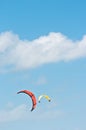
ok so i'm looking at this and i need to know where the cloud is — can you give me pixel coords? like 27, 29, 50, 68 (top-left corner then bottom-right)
36, 76, 47, 85
0, 102, 63, 123
0, 31, 86, 72
34, 109, 63, 120
0, 104, 27, 123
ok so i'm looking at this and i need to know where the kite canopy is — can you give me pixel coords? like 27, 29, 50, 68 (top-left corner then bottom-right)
17, 90, 37, 111
38, 94, 51, 103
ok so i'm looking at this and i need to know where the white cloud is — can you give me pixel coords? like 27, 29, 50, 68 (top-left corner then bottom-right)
0, 31, 86, 72
0, 100, 63, 123
35, 109, 63, 120
0, 104, 27, 123
36, 76, 47, 85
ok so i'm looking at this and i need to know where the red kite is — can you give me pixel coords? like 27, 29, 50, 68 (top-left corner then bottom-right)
17, 90, 37, 111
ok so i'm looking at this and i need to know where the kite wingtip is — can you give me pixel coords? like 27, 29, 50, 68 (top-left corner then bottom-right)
49, 99, 51, 102
31, 108, 34, 112
17, 92, 19, 94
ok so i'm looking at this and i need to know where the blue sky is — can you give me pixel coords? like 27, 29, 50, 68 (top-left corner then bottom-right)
0, 0, 86, 130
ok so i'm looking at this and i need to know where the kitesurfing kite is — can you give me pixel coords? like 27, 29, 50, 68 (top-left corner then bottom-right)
17, 90, 37, 111
38, 94, 51, 103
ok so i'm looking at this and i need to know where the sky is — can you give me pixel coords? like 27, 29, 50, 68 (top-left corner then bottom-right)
0, 0, 86, 130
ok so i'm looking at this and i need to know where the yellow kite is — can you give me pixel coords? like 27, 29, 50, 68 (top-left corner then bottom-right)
38, 95, 51, 103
